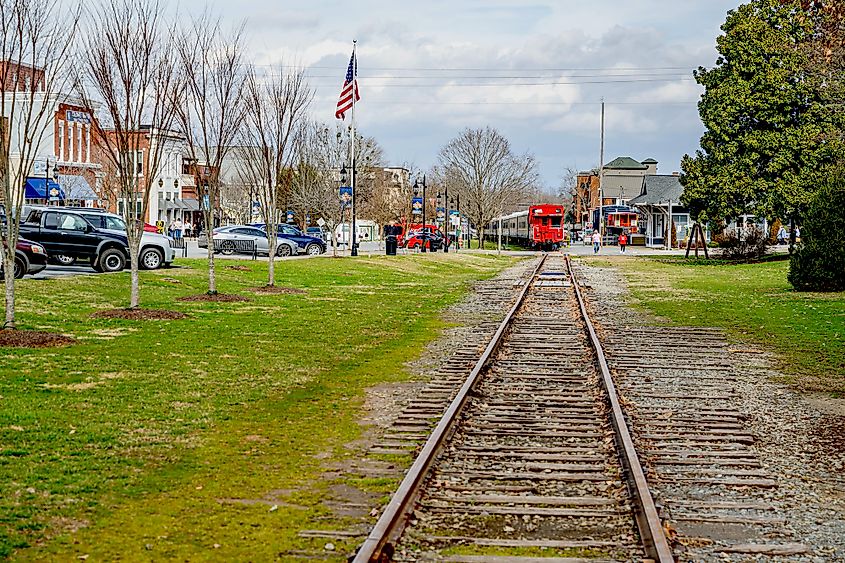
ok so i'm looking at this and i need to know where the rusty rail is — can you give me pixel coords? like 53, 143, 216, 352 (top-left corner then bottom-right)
565, 254, 675, 563
352, 255, 547, 563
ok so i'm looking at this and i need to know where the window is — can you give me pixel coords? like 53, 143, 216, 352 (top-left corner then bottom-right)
76, 124, 82, 162
135, 151, 143, 175
58, 121, 65, 160
85, 126, 91, 163
104, 216, 126, 231
68, 122, 74, 161
62, 214, 87, 231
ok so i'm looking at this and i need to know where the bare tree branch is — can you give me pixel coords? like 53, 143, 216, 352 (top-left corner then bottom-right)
1, 0, 80, 327
436, 127, 538, 248
237, 63, 312, 285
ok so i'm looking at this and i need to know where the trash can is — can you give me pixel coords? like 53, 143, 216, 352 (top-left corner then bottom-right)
384, 224, 398, 255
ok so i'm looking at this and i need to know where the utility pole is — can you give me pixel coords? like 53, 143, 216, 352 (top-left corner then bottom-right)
598, 99, 605, 243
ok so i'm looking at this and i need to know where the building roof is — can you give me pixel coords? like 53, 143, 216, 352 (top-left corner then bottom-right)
641, 158, 658, 164
603, 156, 647, 170
628, 174, 684, 205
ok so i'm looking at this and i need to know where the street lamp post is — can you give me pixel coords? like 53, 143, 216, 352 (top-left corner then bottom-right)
436, 191, 443, 253
443, 183, 449, 253
414, 175, 427, 253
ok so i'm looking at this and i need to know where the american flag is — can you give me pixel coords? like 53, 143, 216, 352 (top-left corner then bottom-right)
335, 51, 360, 120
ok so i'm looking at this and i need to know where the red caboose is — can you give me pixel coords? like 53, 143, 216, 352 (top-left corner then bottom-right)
528, 205, 564, 249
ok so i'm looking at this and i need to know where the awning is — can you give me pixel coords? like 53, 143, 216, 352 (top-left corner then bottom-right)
59, 174, 98, 200
161, 200, 181, 210
182, 198, 199, 211
24, 177, 63, 200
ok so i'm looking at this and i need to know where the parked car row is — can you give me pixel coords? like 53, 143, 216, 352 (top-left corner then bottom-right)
1, 206, 177, 279
198, 224, 326, 256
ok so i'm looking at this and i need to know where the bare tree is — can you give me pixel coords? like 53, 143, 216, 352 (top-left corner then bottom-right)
290, 122, 384, 255
1, 0, 79, 328
237, 65, 312, 286
174, 15, 246, 294
437, 127, 538, 248
77, 0, 178, 308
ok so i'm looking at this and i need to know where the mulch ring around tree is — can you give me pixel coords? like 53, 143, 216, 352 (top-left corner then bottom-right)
176, 293, 251, 303
91, 309, 189, 320
225, 265, 251, 272
246, 286, 307, 295
0, 330, 77, 348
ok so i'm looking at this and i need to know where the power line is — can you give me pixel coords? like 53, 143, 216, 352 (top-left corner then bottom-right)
308, 77, 696, 88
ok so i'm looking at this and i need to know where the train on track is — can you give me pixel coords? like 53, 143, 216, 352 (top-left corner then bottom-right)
483, 204, 567, 250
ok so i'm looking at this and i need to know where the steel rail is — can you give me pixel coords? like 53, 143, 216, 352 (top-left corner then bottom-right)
565, 255, 675, 563
352, 254, 548, 563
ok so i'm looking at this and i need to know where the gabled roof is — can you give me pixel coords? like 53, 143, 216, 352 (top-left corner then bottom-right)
628, 175, 684, 205
603, 156, 647, 170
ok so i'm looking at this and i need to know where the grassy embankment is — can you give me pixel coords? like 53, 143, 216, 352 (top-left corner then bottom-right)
596, 256, 844, 395
0, 254, 517, 560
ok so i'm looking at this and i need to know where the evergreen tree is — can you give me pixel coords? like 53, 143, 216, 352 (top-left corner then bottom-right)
680, 0, 842, 226
787, 178, 845, 291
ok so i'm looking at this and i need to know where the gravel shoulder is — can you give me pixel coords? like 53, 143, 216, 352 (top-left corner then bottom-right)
576, 259, 845, 562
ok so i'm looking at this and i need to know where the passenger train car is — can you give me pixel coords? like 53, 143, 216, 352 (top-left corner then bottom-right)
485, 204, 566, 250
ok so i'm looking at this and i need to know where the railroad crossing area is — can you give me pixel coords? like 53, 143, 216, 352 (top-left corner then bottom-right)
305, 255, 845, 562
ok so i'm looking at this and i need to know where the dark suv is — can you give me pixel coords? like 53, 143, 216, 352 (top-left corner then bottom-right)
20, 209, 130, 272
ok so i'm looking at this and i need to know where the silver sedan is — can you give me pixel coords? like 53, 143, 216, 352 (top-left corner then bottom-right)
198, 225, 297, 257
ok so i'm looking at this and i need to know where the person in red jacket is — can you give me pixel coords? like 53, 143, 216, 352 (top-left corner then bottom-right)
618, 231, 628, 253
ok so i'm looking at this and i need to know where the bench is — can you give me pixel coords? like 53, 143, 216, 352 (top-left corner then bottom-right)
213, 238, 257, 260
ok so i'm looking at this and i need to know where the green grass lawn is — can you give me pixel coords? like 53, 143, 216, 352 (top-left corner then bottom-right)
0, 254, 517, 560
597, 256, 845, 395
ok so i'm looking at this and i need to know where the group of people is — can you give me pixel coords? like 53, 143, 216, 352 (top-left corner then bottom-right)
591, 230, 630, 254
167, 219, 194, 239
776, 225, 800, 245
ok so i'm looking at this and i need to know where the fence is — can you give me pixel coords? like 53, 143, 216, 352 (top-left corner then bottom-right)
212, 238, 257, 260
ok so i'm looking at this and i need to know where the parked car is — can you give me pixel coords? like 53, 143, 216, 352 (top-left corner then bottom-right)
256, 223, 326, 255
19, 208, 130, 272
0, 238, 48, 279
403, 227, 446, 250
198, 225, 297, 257
69, 208, 176, 270
305, 226, 329, 243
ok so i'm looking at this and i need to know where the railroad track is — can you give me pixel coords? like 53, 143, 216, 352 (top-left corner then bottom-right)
352, 255, 673, 563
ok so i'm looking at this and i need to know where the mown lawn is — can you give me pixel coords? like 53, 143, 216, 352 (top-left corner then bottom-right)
0, 253, 517, 560
598, 256, 845, 395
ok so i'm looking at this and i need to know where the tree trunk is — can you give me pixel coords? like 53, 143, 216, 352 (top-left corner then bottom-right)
3, 252, 15, 329
700, 223, 710, 259
268, 236, 276, 287
207, 242, 217, 294
130, 253, 140, 308
789, 217, 796, 255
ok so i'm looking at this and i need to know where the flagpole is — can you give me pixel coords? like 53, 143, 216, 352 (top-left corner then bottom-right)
350, 40, 358, 257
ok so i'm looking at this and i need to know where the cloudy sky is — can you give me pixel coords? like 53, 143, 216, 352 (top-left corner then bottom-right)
183, 0, 742, 188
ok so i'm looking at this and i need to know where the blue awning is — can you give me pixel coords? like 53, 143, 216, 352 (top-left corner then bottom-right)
59, 174, 98, 201
24, 178, 64, 200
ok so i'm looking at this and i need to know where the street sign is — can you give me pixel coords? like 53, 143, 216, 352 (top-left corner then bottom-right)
450, 215, 460, 226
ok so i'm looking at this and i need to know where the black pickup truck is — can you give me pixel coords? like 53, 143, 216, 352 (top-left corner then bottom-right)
19, 208, 130, 272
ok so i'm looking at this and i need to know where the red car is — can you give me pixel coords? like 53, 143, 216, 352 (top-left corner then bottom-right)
1, 238, 48, 279
403, 226, 446, 250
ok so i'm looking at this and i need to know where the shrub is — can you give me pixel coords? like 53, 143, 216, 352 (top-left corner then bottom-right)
788, 179, 845, 292
719, 226, 769, 261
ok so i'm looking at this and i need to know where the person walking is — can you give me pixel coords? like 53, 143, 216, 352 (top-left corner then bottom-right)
618, 231, 628, 253
592, 230, 601, 254
183, 220, 193, 239
776, 224, 787, 245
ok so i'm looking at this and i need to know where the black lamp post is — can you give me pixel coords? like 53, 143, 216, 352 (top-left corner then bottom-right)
414, 175, 426, 252
50, 161, 60, 205
436, 191, 443, 253
340, 165, 358, 256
